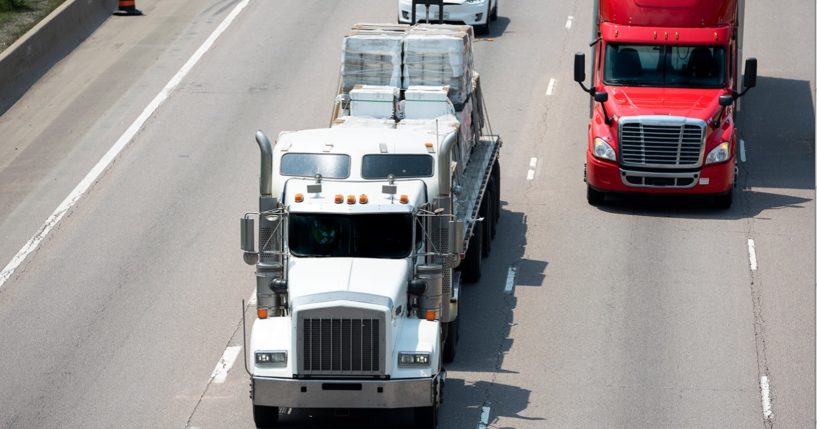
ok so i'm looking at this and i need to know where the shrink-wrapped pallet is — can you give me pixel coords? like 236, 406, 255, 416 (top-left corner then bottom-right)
340, 33, 404, 94
403, 25, 474, 107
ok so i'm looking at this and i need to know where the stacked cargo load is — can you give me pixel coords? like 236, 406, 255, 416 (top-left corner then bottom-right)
403, 24, 474, 107
339, 25, 408, 94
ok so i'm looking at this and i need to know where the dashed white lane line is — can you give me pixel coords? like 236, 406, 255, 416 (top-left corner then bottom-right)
477, 403, 491, 429
747, 239, 757, 271
565, 16, 574, 30
248, 290, 257, 306
546, 78, 556, 96
504, 266, 517, 294
740, 139, 746, 163
761, 375, 774, 420
0, 0, 252, 292
211, 346, 242, 384
526, 157, 537, 180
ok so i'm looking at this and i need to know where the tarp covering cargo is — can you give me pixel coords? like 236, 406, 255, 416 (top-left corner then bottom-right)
403, 24, 474, 106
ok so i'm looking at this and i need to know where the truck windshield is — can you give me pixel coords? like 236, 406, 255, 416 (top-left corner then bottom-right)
280, 153, 351, 179
362, 154, 434, 179
289, 213, 412, 258
604, 44, 726, 88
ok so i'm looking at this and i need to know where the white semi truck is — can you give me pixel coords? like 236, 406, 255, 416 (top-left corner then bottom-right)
239, 24, 501, 428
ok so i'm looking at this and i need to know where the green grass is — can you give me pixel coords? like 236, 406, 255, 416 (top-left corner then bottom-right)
0, 0, 67, 52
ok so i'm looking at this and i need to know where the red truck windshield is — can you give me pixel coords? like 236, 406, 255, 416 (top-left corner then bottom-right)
604, 44, 726, 89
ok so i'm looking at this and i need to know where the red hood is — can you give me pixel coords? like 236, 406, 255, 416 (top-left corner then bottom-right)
605, 86, 723, 121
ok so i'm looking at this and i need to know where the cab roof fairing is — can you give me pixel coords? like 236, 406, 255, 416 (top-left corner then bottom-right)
270, 127, 453, 201
284, 179, 428, 214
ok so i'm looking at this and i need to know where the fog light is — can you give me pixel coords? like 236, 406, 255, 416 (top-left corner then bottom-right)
398, 352, 431, 367
255, 351, 287, 367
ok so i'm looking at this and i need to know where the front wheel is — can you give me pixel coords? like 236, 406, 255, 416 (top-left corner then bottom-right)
253, 405, 280, 428
414, 404, 438, 428
460, 220, 483, 283
490, 0, 498, 21
442, 318, 459, 363
713, 189, 733, 209
586, 185, 605, 206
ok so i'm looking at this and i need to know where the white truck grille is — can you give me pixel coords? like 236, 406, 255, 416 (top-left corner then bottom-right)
298, 310, 386, 376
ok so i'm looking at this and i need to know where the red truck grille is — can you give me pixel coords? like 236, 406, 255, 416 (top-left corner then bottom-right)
619, 120, 705, 168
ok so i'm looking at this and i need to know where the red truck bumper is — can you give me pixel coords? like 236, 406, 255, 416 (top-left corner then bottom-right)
586, 154, 734, 195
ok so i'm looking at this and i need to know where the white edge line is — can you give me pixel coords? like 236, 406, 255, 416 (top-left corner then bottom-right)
0, 0, 251, 291
761, 375, 773, 420
211, 345, 242, 384
477, 405, 491, 429
747, 238, 757, 271
504, 266, 517, 294
546, 78, 556, 96
739, 139, 746, 163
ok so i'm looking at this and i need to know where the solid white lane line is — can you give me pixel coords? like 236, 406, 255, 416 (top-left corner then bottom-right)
740, 139, 746, 163
504, 266, 517, 294
0, 0, 252, 292
211, 346, 242, 384
761, 375, 773, 420
477, 404, 491, 429
565, 16, 574, 30
546, 78, 556, 96
747, 239, 757, 271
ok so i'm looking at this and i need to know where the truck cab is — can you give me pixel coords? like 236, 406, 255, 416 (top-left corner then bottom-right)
574, 0, 757, 208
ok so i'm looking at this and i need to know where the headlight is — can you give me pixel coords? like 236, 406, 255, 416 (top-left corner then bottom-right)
255, 351, 287, 367
705, 142, 730, 164
592, 137, 616, 161
398, 352, 431, 367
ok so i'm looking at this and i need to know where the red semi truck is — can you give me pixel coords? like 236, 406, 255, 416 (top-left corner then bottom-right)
573, 0, 757, 208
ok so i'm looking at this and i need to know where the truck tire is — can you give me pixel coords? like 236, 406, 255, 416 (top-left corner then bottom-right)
414, 404, 438, 428
253, 405, 280, 428
713, 189, 733, 209
586, 185, 605, 206
487, 180, 498, 239
480, 189, 492, 257
460, 221, 483, 283
490, 0, 498, 21
442, 318, 459, 363
475, 4, 491, 35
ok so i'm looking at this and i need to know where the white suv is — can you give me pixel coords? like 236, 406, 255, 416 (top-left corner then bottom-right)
398, 0, 498, 35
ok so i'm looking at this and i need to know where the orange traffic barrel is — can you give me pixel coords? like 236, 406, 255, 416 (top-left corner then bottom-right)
114, 0, 143, 16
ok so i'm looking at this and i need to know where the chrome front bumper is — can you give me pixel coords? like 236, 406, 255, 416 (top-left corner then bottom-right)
252, 374, 441, 409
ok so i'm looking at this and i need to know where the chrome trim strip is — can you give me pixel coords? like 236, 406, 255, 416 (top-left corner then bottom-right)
252, 376, 437, 408
619, 168, 700, 189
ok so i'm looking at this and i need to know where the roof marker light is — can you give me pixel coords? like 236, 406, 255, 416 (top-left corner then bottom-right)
294, 193, 304, 203
347, 194, 356, 205
335, 194, 343, 204
425, 142, 435, 153
400, 195, 409, 204
359, 194, 368, 204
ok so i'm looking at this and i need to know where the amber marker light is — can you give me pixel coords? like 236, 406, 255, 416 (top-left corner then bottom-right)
399, 195, 409, 204
347, 194, 356, 204
359, 194, 368, 204
335, 194, 343, 204
425, 310, 436, 321
294, 193, 304, 203
258, 308, 268, 319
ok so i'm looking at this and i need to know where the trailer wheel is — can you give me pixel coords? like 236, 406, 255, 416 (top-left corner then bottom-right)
586, 185, 605, 206
480, 189, 493, 257
442, 318, 459, 363
461, 222, 483, 283
488, 179, 498, 239
493, 161, 501, 222
253, 405, 280, 428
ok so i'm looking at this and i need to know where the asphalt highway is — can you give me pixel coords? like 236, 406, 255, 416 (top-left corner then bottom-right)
0, 1, 813, 428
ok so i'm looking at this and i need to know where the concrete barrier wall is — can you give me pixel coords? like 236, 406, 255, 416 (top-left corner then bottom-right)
0, 0, 117, 115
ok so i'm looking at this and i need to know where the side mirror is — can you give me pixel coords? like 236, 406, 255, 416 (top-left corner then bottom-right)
574, 53, 586, 83
594, 91, 608, 103
241, 217, 259, 265
743, 58, 757, 89
719, 95, 733, 106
